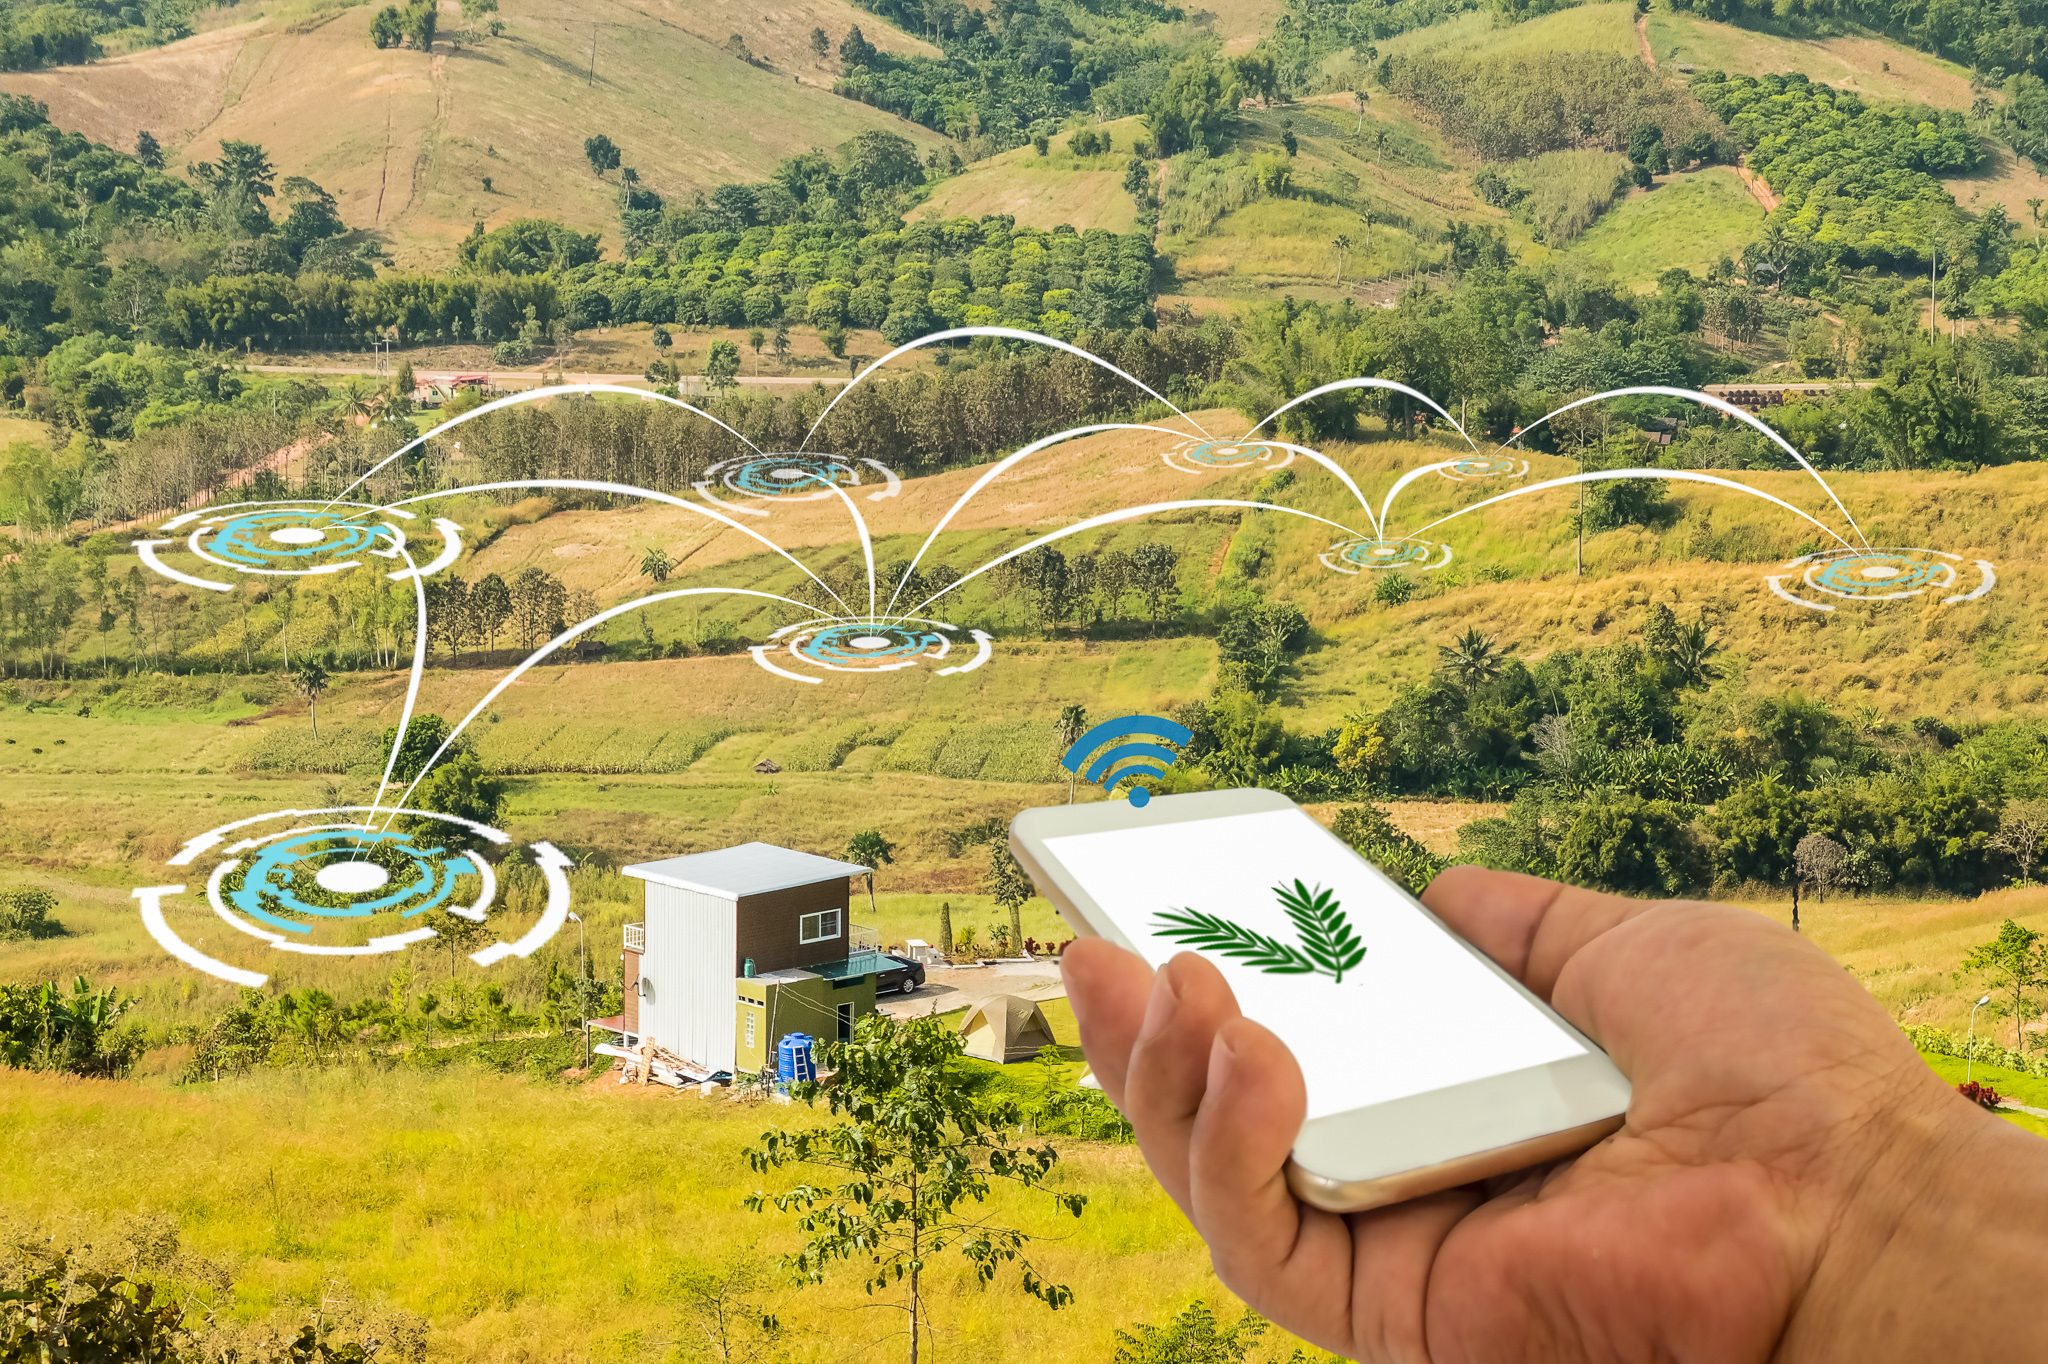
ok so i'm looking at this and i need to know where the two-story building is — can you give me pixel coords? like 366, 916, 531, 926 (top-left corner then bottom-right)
607, 842, 883, 1075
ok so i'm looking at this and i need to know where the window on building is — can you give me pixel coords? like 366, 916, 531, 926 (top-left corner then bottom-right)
744, 1009, 756, 1050
800, 909, 841, 944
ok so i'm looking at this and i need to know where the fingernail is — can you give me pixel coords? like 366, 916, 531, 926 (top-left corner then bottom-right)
1208, 1029, 1238, 1091
1138, 963, 1183, 1039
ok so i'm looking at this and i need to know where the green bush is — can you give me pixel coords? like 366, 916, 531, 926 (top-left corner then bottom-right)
1557, 793, 1706, 895
0, 887, 60, 940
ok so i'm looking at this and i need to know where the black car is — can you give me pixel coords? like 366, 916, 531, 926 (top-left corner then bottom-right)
874, 954, 927, 995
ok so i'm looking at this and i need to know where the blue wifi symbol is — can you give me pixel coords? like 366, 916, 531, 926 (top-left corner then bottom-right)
1060, 715, 1195, 807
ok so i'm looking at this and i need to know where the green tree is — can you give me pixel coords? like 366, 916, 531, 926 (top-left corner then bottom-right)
1438, 627, 1507, 692
1962, 920, 2046, 1052
404, 749, 507, 832
584, 133, 622, 177
382, 714, 468, 784
986, 842, 1033, 955
471, 572, 513, 651
290, 653, 331, 737
1216, 599, 1308, 694
1111, 1299, 1270, 1364
639, 546, 674, 583
1129, 542, 1179, 626
1709, 775, 1805, 885
809, 25, 829, 56
744, 1014, 1086, 1364
0, 887, 60, 941
703, 339, 742, 392
1145, 54, 1237, 156
847, 829, 897, 918
1558, 794, 1704, 896
1055, 703, 1088, 803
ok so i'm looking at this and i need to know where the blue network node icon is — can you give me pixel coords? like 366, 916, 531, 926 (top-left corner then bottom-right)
1061, 715, 1195, 807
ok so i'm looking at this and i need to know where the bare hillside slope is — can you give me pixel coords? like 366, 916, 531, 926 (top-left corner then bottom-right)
0, 0, 943, 265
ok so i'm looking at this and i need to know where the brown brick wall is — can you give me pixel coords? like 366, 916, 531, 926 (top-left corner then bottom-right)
735, 878, 851, 974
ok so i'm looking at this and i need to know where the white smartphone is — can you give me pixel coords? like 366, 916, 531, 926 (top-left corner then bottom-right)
1012, 787, 1630, 1213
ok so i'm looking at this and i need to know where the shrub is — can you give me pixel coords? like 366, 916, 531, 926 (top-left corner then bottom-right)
1557, 793, 1706, 895
1957, 1080, 2004, 1109
0, 887, 61, 940
1331, 803, 1444, 896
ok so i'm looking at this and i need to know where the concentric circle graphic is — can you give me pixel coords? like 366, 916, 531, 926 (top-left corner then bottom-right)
1163, 438, 1294, 475
1438, 454, 1529, 482
1318, 536, 1454, 574
698, 454, 901, 511
133, 806, 571, 986
750, 616, 992, 684
137, 501, 459, 592
1767, 547, 1997, 613
191, 506, 404, 576
790, 621, 950, 671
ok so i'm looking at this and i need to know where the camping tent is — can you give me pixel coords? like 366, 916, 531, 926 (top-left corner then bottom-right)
958, 994, 1059, 1063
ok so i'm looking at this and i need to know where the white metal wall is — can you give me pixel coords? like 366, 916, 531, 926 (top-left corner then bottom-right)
642, 882, 738, 1071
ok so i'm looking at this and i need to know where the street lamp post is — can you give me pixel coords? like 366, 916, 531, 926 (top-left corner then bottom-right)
1967, 993, 1992, 1083
569, 911, 589, 1069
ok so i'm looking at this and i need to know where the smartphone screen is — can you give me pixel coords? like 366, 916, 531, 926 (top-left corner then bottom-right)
1042, 806, 1590, 1121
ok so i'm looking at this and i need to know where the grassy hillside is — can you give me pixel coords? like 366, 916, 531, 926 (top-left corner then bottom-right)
1564, 166, 1762, 283
907, 120, 1149, 233
1644, 9, 1972, 106
0, 0, 944, 266
1160, 101, 1515, 311
1382, 1, 1639, 60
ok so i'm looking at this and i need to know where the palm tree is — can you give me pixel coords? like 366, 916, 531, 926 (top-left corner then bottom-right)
1438, 627, 1507, 691
639, 546, 673, 583
846, 830, 897, 919
1332, 234, 1352, 287
291, 653, 331, 735
1668, 620, 1723, 688
1054, 704, 1088, 803
1354, 88, 1368, 135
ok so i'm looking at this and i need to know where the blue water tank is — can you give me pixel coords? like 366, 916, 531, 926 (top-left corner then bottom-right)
777, 1032, 816, 1084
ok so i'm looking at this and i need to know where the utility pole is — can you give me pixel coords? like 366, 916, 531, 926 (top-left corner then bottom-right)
1930, 241, 1938, 342
587, 23, 597, 86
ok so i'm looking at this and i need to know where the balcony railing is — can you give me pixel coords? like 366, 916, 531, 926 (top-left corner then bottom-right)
849, 922, 880, 954
623, 922, 645, 952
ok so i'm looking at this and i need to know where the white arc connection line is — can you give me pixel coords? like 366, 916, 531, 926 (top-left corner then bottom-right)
376, 587, 817, 829
1405, 469, 1857, 549
323, 383, 768, 511
798, 325, 1210, 453
1246, 376, 1480, 454
361, 540, 432, 834
881, 423, 1379, 620
372, 479, 857, 617
1505, 385, 1872, 549
904, 499, 1370, 619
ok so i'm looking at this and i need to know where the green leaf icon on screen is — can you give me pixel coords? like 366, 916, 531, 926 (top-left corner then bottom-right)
1152, 880, 1367, 984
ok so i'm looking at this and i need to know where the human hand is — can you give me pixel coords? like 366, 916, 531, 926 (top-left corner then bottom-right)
1062, 864, 2048, 1362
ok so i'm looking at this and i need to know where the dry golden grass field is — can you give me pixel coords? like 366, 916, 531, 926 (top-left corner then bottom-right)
0, 0, 942, 264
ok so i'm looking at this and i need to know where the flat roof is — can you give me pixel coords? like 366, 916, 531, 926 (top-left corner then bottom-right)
623, 842, 870, 898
